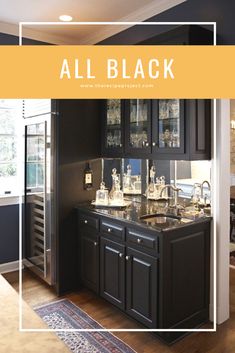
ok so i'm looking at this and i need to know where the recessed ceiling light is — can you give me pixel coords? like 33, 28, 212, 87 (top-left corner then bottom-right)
59, 15, 73, 22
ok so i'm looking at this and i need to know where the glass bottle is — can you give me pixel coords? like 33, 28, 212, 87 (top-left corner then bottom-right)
96, 181, 108, 205
123, 164, 133, 194
146, 166, 156, 199
111, 179, 124, 205
109, 168, 119, 200
84, 162, 93, 190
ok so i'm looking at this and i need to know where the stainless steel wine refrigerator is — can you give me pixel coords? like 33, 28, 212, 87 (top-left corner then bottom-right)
23, 100, 56, 285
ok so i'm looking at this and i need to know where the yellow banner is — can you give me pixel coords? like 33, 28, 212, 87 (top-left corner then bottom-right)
0, 45, 234, 98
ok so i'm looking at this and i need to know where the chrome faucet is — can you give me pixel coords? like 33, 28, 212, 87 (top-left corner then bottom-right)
201, 180, 211, 206
201, 180, 211, 197
160, 184, 182, 207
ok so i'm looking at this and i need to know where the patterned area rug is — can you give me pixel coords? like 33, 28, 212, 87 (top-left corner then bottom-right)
35, 299, 136, 353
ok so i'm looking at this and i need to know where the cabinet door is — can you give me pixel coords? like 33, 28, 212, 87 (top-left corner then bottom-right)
102, 99, 124, 156
125, 99, 152, 156
152, 99, 185, 156
80, 233, 99, 293
100, 237, 125, 310
126, 247, 158, 328
161, 225, 210, 328
187, 99, 211, 160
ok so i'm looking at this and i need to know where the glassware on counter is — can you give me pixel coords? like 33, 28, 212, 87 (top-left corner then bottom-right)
146, 166, 156, 199
109, 179, 124, 205
123, 165, 142, 195
96, 182, 109, 205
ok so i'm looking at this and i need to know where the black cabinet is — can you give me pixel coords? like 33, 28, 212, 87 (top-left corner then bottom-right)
125, 99, 152, 155
80, 232, 99, 293
102, 99, 211, 160
77, 208, 211, 344
126, 247, 157, 328
186, 100, 211, 160
161, 227, 210, 328
101, 99, 124, 157
151, 99, 185, 156
100, 237, 125, 310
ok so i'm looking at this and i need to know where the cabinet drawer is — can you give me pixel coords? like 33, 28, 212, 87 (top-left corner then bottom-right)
101, 220, 125, 240
79, 212, 99, 231
127, 228, 158, 251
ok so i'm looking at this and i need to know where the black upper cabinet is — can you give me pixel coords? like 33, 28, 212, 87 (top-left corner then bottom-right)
186, 100, 211, 160
101, 99, 124, 157
101, 26, 212, 161
152, 99, 185, 157
101, 99, 211, 160
125, 99, 152, 155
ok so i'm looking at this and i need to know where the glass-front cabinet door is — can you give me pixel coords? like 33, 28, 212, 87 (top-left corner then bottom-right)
125, 99, 151, 155
103, 99, 123, 155
152, 99, 185, 154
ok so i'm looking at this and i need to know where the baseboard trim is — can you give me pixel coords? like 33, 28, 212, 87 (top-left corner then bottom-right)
0, 260, 23, 274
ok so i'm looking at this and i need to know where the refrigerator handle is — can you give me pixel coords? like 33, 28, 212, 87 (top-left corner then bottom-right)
43, 121, 47, 278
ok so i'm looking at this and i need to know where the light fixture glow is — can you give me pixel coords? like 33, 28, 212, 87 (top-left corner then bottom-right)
59, 15, 73, 22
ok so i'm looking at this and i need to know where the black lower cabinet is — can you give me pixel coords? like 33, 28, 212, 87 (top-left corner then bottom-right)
100, 237, 125, 310
80, 232, 99, 293
126, 247, 157, 328
78, 209, 211, 344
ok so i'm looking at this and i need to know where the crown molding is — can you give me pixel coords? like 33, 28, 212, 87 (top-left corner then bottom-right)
78, 0, 187, 44
0, 21, 74, 44
0, 0, 186, 45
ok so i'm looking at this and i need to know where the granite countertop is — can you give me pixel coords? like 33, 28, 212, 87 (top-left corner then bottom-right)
77, 196, 212, 232
0, 275, 69, 353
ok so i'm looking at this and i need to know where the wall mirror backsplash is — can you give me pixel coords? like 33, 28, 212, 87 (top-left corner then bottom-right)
101, 158, 211, 202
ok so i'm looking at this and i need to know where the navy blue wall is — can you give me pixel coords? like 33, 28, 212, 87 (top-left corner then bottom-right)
0, 204, 19, 264
0, 32, 49, 45
99, 0, 235, 45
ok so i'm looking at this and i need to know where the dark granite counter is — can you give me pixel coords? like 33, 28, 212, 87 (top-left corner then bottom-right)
76, 196, 212, 232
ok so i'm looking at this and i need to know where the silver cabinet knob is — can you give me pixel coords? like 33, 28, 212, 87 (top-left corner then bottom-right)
119, 253, 123, 258
94, 242, 98, 246
107, 228, 112, 233
84, 220, 88, 224
152, 142, 156, 146
126, 256, 130, 261
145, 142, 149, 147
137, 238, 142, 244
120, 144, 122, 147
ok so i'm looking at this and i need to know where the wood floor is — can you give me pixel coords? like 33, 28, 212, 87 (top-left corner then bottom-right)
4, 269, 235, 353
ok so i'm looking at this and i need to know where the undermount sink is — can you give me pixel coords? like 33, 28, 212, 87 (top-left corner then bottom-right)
140, 213, 193, 225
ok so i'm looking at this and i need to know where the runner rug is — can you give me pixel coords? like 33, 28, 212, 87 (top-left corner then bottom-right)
35, 299, 136, 353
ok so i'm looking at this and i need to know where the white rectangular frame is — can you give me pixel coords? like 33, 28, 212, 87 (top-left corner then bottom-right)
18, 21, 217, 333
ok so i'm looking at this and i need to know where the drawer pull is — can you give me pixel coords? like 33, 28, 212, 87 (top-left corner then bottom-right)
84, 220, 88, 224
137, 238, 142, 244
119, 253, 123, 258
126, 256, 130, 261
107, 228, 112, 233
94, 242, 98, 246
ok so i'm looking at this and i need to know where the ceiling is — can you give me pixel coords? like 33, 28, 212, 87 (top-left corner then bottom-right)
0, 0, 186, 44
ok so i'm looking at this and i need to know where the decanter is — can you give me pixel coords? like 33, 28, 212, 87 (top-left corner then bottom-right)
96, 181, 108, 205
110, 180, 124, 205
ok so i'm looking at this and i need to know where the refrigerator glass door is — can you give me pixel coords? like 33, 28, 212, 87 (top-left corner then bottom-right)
24, 114, 53, 284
